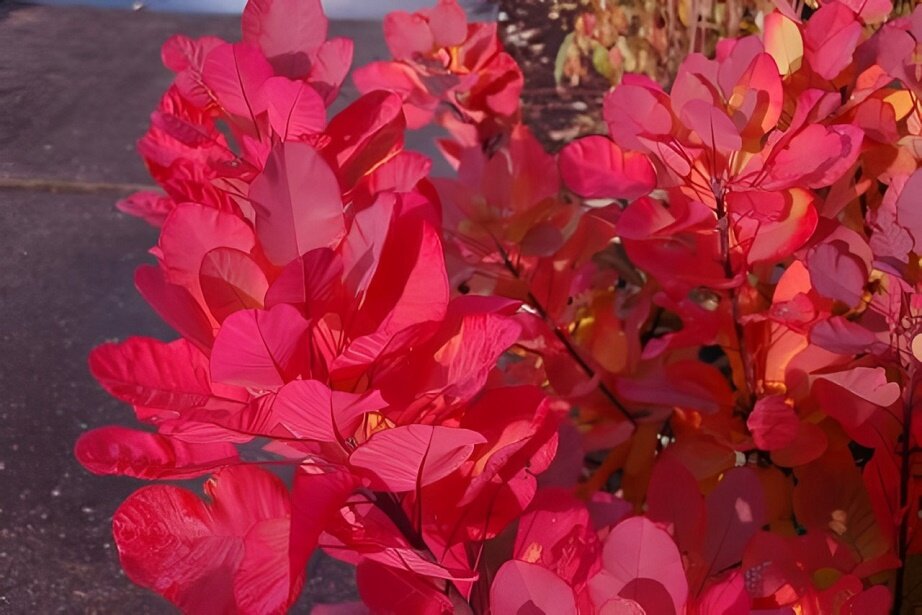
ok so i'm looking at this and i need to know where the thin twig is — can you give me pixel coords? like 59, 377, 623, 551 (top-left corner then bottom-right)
494, 240, 637, 425
714, 189, 755, 406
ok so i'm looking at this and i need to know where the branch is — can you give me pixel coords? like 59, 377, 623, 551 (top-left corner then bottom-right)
894, 368, 917, 614
494, 240, 637, 426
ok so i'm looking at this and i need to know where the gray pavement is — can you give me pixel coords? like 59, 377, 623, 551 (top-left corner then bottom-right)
0, 2, 430, 611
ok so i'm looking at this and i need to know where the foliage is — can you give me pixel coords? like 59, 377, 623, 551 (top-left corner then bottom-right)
78, 0, 922, 612
553, 0, 911, 88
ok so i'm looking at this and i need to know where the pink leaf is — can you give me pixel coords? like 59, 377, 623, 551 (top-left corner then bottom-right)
241, 0, 328, 78
113, 466, 297, 614
249, 141, 345, 266
746, 395, 799, 451
806, 240, 868, 306
161, 34, 224, 73
423, 0, 468, 48
349, 425, 486, 492
271, 379, 386, 442
604, 83, 674, 152
202, 42, 273, 121
490, 560, 578, 615
89, 337, 243, 411
814, 366, 901, 407
210, 304, 310, 389
260, 76, 327, 139
680, 99, 742, 153
199, 248, 270, 323
595, 516, 688, 613
694, 571, 751, 614
158, 204, 257, 310
383, 11, 435, 61
804, 3, 862, 80
307, 38, 354, 105
895, 169, 922, 251
116, 191, 173, 227
559, 135, 656, 201
264, 248, 343, 316
76, 426, 238, 479
765, 124, 863, 190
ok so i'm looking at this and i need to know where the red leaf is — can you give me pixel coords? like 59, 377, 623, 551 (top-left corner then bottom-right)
113, 466, 297, 614
792, 450, 888, 564
289, 468, 356, 598
353, 218, 449, 339
249, 141, 345, 266
843, 584, 892, 614
423, 311, 521, 403
349, 424, 486, 492
76, 426, 238, 479
701, 468, 766, 582
514, 488, 601, 589
490, 560, 577, 615
356, 561, 454, 615
559, 135, 656, 201
728, 188, 817, 264
323, 91, 406, 186
647, 456, 705, 555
